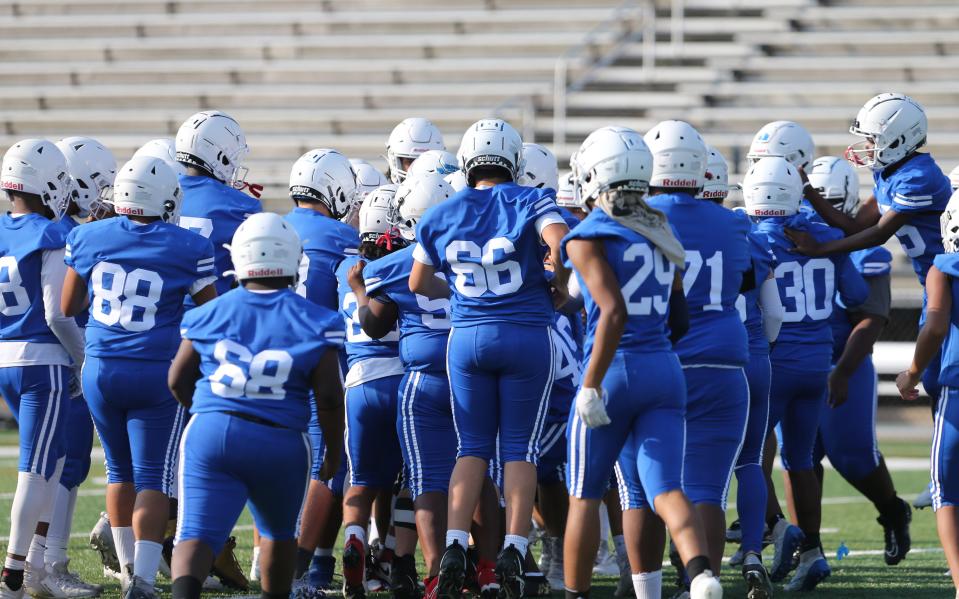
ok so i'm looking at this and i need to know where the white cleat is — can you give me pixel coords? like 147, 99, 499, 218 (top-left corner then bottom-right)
88, 513, 119, 575
41, 562, 102, 598
0, 577, 24, 599
614, 548, 632, 597
689, 572, 722, 599
593, 545, 619, 576
545, 538, 564, 591
24, 563, 61, 599
783, 548, 830, 592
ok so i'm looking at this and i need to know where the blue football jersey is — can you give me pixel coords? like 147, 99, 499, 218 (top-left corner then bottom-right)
182, 287, 345, 431
56, 217, 90, 328
737, 227, 777, 356
335, 254, 400, 368
177, 175, 262, 301
414, 183, 562, 327
364, 245, 451, 373
753, 213, 868, 372
285, 207, 359, 311
873, 153, 951, 286
65, 217, 216, 361
562, 209, 676, 357
830, 246, 892, 356
549, 310, 583, 421
934, 254, 959, 387
646, 193, 750, 367
0, 213, 69, 345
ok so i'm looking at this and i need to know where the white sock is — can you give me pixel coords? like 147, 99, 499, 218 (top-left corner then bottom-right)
8, 471, 58, 557
4, 557, 25, 571
27, 534, 46, 571
598, 508, 610, 556
613, 535, 627, 561
503, 534, 529, 556
45, 486, 77, 567
315, 548, 333, 557
133, 540, 163, 585
445, 529, 469, 549
344, 525, 366, 545
251, 546, 260, 566
632, 570, 662, 599
112, 526, 135, 571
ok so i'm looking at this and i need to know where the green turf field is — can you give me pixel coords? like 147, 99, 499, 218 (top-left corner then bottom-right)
0, 432, 952, 598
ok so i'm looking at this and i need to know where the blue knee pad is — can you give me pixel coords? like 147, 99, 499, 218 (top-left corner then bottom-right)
569, 352, 685, 506
0, 364, 69, 479
82, 356, 183, 493
396, 370, 457, 498
345, 374, 403, 488
932, 386, 959, 511
176, 412, 310, 554
820, 357, 881, 481
682, 366, 749, 508
447, 324, 552, 464
536, 420, 567, 485
60, 395, 95, 489
769, 364, 827, 472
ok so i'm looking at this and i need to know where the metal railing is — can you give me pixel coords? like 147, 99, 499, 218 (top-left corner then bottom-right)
552, 0, 654, 149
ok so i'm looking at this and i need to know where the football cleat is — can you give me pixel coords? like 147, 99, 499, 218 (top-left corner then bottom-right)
476, 558, 499, 599
291, 573, 326, 599
23, 563, 57, 599
614, 547, 632, 597
742, 554, 771, 599
212, 536, 249, 590
88, 512, 120, 576
783, 549, 830, 592
424, 576, 438, 599
390, 554, 421, 599
913, 482, 934, 510
725, 519, 742, 544
535, 532, 551, 574
43, 561, 103, 598
878, 498, 912, 566
688, 571, 722, 599
544, 538, 563, 592
593, 543, 618, 576
122, 576, 157, 599
307, 555, 337, 590
769, 519, 804, 582
437, 541, 468, 599
521, 571, 549, 597
342, 535, 366, 599
728, 546, 745, 568
494, 545, 525, 599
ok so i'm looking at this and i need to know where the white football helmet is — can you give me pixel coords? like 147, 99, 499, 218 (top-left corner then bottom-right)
111, 156, 182, 223
133, 139, 185, 178
941, 189, 959, 253
444, 170, 468, 192
555, 171, 581, 210
393, 173, 454, 241
175, 110, 249, 186
1, 139, 73, 219
950, 164, 959, 191
56, 137, 116, 218
228, 212, 303, 282
518, 143, 559, 191
698, 146, 730, 202
359, 184, 398, 241
742, 156, 803, 217
747, 121, 815, 170
846, 93, 927, 171
458, 119, 524, 184
407, 150, 459, 179
808, 155, 860, 215
350, 159, 389, 202
643, 120, 707, 190
386, 118, 446, 184
289, 149, 358, 220
571, 126, 653, 204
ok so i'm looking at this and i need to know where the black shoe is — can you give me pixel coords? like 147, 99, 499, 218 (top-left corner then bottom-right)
726, 518, 742, 543
494, 545, 525, 599
878, 498, 912, 566
521, 571, 549, 597
742, 557, 773, 599
438, 541, 468, 599
391, 554, 422, 599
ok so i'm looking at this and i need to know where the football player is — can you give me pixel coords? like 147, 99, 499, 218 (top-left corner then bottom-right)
167, 212, 345, 599
0, 140, 84, 599
742, 156, 869, 591
410, 118, 570, 599
517, 144, 560, 191
348, 159, 388, 229
555, 172, 586, 222
284, 148, 358, 589
61, 156, 218, 598
643, 121, 751, 580
385, 118, 446, 184
347, 173, 457, 599
896, 188, 959, 596
406, 151, 459, 180
133, 139, 185, 179
808, 156, 912, 564
562, 126, 721, 599
335, 187, 408, 599
175, 110, 261, 306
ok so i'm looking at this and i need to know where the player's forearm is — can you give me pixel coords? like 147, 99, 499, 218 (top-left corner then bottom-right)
315, 397, 345, 459
581, 308, 625, 389
817, 226, 893, 257
834, 317, 883, 377
909, 318, 948, 378
804, 189, 863, 234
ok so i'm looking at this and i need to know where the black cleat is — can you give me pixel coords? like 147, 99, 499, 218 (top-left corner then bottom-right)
743, 559, 773, 599
494, 545, 525, 599
437, 541, 468, 599
391, 554, 422, 599
878, 498, 912, 566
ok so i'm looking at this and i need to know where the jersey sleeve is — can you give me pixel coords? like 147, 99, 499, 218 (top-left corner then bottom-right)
314, 308, 347, 349
62, 226, 92, 279
848, 274, 891, 320
412, 214, 441, 267
836, 254, 870, 309
188, 235, 218, 296
363, 255, 399, 304
889, 168, 943, 213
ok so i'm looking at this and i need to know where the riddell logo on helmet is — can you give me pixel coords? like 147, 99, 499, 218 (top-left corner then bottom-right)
662, 178, 698, 187
1, 181, 23, 191
752, 209, 787, 216
116, 206, 144, 216
247, 267, 283, 277
701, 190, 727, 199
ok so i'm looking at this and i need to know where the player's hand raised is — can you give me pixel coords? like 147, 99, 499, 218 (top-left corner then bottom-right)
347, 260, 367, 292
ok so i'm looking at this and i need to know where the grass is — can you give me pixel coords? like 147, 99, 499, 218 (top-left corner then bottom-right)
0, 436, 952, 598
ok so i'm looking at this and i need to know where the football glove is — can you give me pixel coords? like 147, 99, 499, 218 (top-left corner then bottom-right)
575, 387, 610, 428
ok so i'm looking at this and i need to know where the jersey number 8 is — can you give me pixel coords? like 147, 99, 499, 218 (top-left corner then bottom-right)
91, 262, 164, 332
0, 256, 30, 316
446, 238, 523, 298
